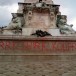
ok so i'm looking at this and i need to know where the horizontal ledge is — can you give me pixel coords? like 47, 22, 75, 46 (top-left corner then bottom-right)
18, 2, 60, 6
0, 54, 76, 56
0, 36, 76, 41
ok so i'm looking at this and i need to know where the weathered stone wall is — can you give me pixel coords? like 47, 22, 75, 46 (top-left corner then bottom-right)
0, 36, 76, 62
0, 36, 76, 55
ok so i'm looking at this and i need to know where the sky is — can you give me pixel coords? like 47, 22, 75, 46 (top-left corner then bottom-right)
0, 0, 76, 30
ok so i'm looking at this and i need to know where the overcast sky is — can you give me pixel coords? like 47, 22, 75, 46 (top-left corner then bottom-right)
0, 0, 76, 30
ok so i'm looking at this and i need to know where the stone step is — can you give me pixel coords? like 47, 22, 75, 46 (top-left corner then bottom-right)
0, 55, 76, 62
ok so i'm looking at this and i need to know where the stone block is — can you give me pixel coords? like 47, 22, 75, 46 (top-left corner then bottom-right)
22, 28, 61, 36
48, 28, 61, 36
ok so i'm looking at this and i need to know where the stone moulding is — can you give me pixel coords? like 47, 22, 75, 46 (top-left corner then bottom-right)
0, 35, 76, 40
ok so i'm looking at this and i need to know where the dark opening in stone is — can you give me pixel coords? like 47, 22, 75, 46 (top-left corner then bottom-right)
39, 0, 42, 2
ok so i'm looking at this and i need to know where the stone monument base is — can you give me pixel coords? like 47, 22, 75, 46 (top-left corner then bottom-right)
22, 28, 61, 36
0, 36, 76, 62
2, 28, 76, 36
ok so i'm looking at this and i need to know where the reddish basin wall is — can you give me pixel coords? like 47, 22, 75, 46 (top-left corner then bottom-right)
0, 36, 76, 55
0, 36, 76, 62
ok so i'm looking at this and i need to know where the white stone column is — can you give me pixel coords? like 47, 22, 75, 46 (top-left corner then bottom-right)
17, 4, 24, 13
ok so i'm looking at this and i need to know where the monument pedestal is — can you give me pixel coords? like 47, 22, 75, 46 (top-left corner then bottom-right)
0, 0, 76, 75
